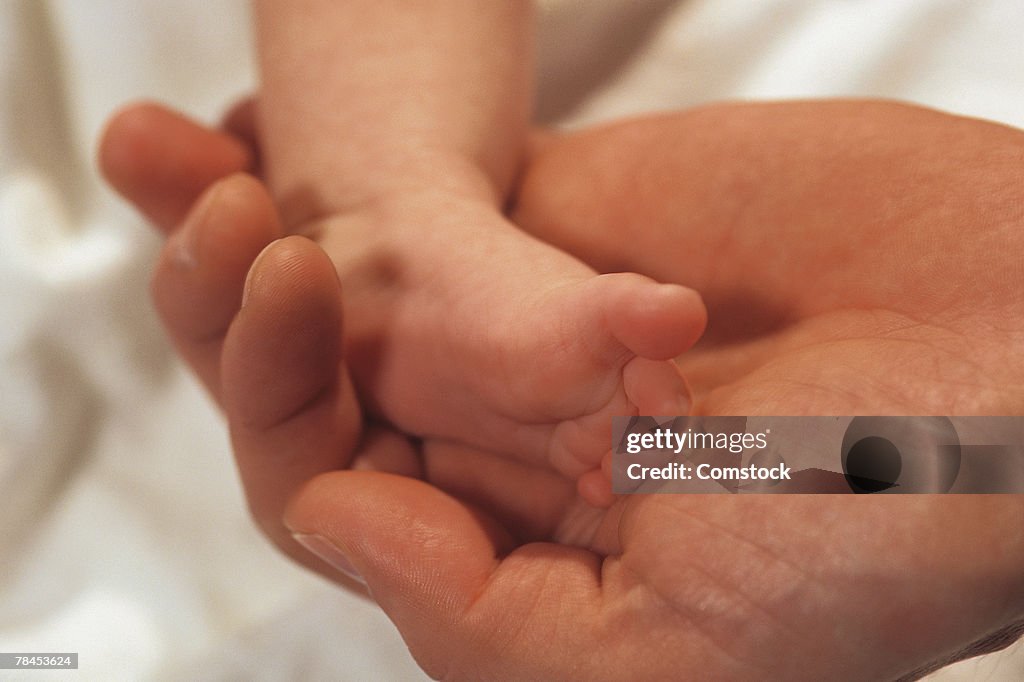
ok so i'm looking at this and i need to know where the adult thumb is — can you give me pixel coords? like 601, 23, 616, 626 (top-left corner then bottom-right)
285, 470, 515, 678
284, 470, 608, 680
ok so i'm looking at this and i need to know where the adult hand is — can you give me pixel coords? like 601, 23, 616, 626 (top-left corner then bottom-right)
514, 100, 1024, 416
100, 100, 1024, 680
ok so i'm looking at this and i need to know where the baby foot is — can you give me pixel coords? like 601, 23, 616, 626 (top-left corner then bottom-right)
312, 190, 706, 483
100, 103, 706, 505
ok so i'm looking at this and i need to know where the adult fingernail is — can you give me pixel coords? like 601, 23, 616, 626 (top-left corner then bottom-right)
292, 533, 365, 584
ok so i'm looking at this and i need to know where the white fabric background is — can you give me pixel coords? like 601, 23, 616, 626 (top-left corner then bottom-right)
0, 0, 1021, 679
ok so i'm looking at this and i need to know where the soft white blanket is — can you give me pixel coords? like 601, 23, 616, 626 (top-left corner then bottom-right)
1, 1, 1021, 679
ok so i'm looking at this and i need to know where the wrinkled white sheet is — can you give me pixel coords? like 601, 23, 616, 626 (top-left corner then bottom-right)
1, 1, 1021, 679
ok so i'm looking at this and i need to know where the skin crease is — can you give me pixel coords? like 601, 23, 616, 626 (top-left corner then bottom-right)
99, 99, 1024, 681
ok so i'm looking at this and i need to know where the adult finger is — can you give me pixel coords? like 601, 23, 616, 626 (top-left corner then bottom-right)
98, 101, 254, 232
221, 236, 425, 567
151, 173, 282, 400
284, 470, 621, 680
419, 439, 579, 544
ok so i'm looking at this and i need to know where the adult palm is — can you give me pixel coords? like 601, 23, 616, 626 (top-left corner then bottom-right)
515, 100, 1024, 417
